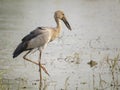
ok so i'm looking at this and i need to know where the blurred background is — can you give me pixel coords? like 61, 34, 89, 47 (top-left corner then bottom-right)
0, 0, 120, 90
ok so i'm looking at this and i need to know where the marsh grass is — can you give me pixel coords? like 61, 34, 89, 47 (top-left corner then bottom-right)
64, 76, 70, 90
106, 54, 120, 90
91, 54, 120, 90
0, 69, 10, 90
0, 54, 120, 90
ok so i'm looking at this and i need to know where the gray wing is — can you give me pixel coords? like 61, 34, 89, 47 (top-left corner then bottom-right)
13, 27, 50, 58
24, 26, 51, 49
22, 27, 45, 42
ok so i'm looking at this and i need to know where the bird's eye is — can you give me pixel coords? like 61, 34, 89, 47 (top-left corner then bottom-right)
62, 14, 64, 15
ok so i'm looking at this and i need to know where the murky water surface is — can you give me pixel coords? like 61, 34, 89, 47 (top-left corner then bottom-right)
0, 0, 120, 90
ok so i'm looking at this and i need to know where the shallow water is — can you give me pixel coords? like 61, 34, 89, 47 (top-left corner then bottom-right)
0, 0, 120, 90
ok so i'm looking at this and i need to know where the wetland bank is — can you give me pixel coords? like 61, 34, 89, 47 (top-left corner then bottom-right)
0, 0, 120, 90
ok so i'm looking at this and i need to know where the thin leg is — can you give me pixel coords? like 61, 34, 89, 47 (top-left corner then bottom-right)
23, 50, 49, 76
23, 50, 38, 65
39, 51, 42, 89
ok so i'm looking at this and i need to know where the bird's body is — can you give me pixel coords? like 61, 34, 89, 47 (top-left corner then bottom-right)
13, 10, 71, 87
13, 26, 62, 58
13, 10, 72, 58
13, 27, 50, 57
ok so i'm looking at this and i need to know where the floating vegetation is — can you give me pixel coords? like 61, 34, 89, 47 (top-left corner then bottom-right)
65, 52, 81, 64
87, 60, 98, 67
80, 82, 87, 85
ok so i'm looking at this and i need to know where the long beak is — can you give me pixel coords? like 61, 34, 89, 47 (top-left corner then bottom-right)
62, 17, 72, 30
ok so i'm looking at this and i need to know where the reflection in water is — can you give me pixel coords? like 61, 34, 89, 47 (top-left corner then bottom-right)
0, 0, 120, 90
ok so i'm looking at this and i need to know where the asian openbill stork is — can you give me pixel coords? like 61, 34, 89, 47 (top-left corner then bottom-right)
13, 10, 72, 88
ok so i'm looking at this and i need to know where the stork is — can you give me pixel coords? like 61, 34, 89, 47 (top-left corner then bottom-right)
13, 10, 72, 87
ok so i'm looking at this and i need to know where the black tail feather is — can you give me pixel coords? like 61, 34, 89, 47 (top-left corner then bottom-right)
13, 42, 27, 58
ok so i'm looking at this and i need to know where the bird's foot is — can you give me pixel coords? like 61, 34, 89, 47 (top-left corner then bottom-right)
40, 65, 50, 76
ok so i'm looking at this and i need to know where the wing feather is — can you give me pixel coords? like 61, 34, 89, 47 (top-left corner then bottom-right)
22, 27, 45, 42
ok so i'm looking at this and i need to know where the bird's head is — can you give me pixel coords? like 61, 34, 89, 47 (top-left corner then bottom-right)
54, 10, 72, 30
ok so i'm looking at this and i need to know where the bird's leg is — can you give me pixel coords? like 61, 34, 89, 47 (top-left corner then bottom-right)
39, 51, 42, 89
23, 50, 49, 76
23, 50, 38, 65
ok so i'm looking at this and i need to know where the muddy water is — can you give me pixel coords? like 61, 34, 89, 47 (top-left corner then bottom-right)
0, 0, 120, 90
